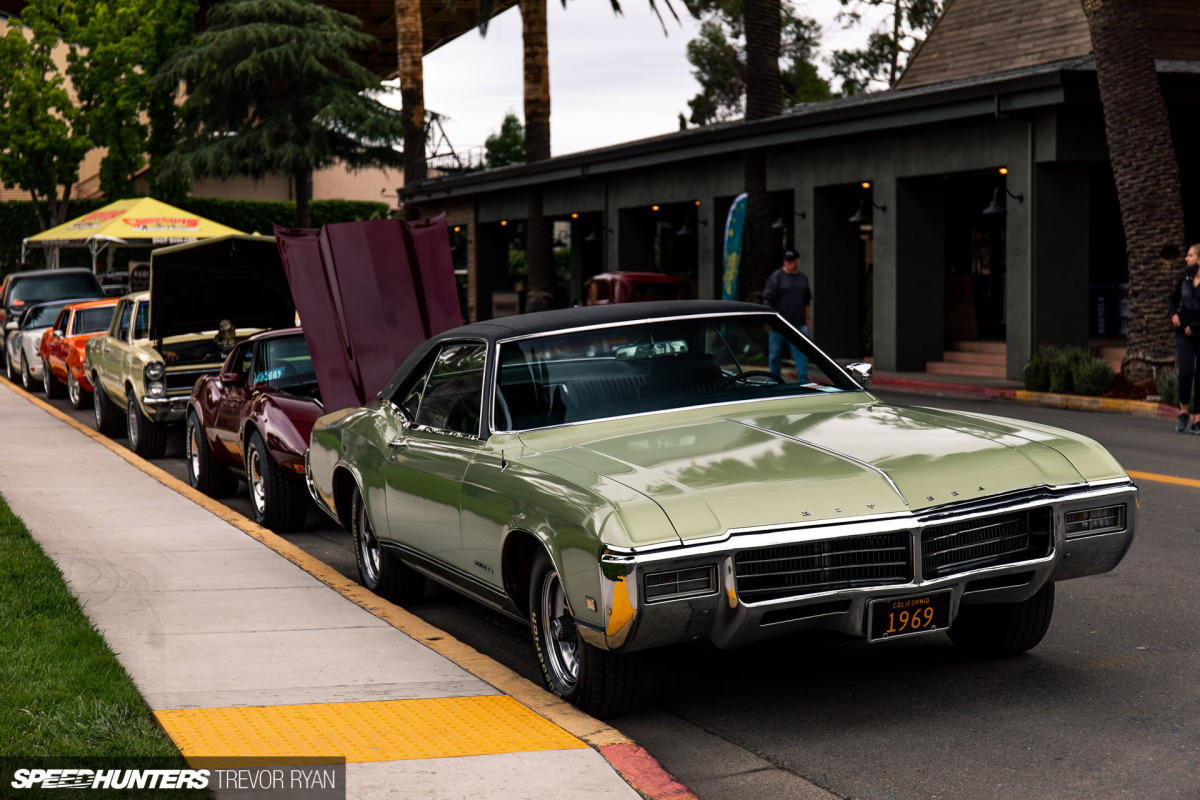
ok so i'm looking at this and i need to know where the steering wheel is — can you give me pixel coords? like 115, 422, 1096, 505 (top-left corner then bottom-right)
720, 370, 785, 389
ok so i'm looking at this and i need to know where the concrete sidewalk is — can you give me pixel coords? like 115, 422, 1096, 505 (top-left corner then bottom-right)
0, 381, 695, 800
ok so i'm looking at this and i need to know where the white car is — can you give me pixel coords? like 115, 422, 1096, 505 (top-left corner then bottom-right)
6, 300, 76, 391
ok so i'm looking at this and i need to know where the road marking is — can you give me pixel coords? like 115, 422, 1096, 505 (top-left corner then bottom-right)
155, 696, 587, 762
1127, 470, 1200, 490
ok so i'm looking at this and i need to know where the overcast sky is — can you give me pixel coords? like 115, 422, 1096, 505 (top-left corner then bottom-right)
393, 0, 892, 160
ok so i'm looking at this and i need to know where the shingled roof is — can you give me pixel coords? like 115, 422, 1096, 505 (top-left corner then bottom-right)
896, 0, 1200, 91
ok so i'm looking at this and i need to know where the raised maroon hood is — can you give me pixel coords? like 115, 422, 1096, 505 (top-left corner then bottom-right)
274, 216, 461, 412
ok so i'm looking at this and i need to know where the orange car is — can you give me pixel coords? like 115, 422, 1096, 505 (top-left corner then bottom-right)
39, 297, 118, 408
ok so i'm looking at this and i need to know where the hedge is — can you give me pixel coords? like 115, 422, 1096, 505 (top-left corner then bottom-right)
1, 197, 390, 278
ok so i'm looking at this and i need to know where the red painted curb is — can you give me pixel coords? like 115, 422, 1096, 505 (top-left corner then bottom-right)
871, 376, 1018, 402
598, 743, 697, 800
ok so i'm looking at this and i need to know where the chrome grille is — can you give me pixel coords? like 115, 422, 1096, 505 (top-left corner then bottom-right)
165, 368, 216, 394
734, 533, 912, 603
921, 508, 1052, 579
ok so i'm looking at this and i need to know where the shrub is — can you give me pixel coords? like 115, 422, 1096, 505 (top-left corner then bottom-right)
1024, 346, 1055, 392
1048, 346, 1089, 394
1073, 358, 1115, 396
1157, 368, 1180, 408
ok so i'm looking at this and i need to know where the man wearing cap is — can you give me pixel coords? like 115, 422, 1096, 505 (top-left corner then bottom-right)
763, 250, 812, 382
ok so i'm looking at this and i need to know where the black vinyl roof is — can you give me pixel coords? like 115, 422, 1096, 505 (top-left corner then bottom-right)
440, 299, 772, 341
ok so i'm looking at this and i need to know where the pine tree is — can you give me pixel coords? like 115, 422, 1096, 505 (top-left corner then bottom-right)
159, 0, 404, 226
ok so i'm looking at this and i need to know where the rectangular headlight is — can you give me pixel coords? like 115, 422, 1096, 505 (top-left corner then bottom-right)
644, 565, 717, 602
1065, 505, 1125, 538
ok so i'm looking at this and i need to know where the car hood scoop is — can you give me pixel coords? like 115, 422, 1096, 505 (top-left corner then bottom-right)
531, 403, 1092, 542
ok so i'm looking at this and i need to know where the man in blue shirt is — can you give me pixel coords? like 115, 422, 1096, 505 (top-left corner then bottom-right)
763, 250, 812, 382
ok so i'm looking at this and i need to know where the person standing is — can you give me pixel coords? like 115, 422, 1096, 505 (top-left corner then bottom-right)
1169, 243, 1200, 432
763, 250, 812, 382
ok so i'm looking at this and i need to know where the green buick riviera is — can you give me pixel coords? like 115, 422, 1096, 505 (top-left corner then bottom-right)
306, 301, 1137, 716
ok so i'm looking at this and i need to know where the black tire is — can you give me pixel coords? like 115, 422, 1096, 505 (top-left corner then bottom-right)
529, 549, 645, 718
186, 411, 237, 498
126, 394, 167, 459
68, 369, 91, 409
351, 487, 425, 603
949, 583, 1055, 658
245, 430, 308, 532
92, 375, 124, 437
42, 358, 65, 399
20, 351, 34, 392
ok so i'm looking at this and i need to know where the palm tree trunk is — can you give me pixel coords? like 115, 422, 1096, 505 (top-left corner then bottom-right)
294, 167, 311, 227
1081, 0, 1184, 380
522, 0, 554, 311
396, 0, 426, 221
741, 0, 781, 301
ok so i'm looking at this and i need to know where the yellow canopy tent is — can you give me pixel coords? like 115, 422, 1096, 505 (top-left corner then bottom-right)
22, 197, 246, 272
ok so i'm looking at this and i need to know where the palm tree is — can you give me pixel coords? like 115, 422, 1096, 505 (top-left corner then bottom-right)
522, 0, 554, 311
520, 0, 677, 311
1081, 0, 1185, 380
396, 0, 427, 221
740, 0, 781, 300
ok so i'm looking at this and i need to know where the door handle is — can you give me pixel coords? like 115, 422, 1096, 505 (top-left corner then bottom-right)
388, 438, 408, 449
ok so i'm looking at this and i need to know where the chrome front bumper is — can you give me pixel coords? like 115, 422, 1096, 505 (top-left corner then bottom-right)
141, 394, 190, 423
580, 482, 1138, 653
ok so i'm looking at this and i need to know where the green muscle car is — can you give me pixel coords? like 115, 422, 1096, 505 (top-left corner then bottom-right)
306, 300, 1137, 717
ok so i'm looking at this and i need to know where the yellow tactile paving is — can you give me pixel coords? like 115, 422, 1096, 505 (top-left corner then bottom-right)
154, 696, 587, 763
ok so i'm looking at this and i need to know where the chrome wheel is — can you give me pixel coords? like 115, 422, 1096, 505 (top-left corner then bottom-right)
68, 370, 81, 406
248, 445, 266, 515
187, 420, 201, 485
357, 501, 380, 587
126, 398, 139, 449
538, 569, 579, 691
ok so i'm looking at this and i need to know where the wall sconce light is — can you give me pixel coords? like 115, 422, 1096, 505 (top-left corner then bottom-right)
848, 196, 886, 225
500, 220, 508, 227
570, 212, 579, 219
982, 185, 1024, 216
771, 209, 807, 229
676, 215, 708, 237
651, 205, 660, 212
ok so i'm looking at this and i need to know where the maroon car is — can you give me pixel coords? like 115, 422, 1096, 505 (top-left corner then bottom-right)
186, 328, 322, 532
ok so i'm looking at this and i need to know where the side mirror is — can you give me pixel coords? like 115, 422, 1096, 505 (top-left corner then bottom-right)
220, 372, 240, 384
846, 362, 873, 388
53, 330, 64, 338
4, 321, 17, 332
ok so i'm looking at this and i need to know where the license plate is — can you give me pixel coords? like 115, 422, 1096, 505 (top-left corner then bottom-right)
868, 590, 952, 642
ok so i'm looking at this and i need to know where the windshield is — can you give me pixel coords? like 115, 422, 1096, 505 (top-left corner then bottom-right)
252, 335, 320, 398
494, 313, 858, 432
22, 303, 70, 329
10, 274, 103, 305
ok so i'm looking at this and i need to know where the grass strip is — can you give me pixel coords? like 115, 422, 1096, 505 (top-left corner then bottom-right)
0, 494, 189, 763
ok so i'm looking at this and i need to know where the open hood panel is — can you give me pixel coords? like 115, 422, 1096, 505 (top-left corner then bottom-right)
273, 216, 461, 412
149, 235, 295, 342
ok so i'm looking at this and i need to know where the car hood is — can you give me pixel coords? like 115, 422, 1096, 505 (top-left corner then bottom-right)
149, 236, 295, 343
516, 397, 1128, 543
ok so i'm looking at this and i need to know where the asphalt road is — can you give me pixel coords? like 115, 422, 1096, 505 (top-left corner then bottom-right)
29, 384, 1200, 800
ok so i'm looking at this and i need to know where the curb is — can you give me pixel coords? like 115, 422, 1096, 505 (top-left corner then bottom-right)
872, 376, 1179, 419
0, 377, 692, 800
